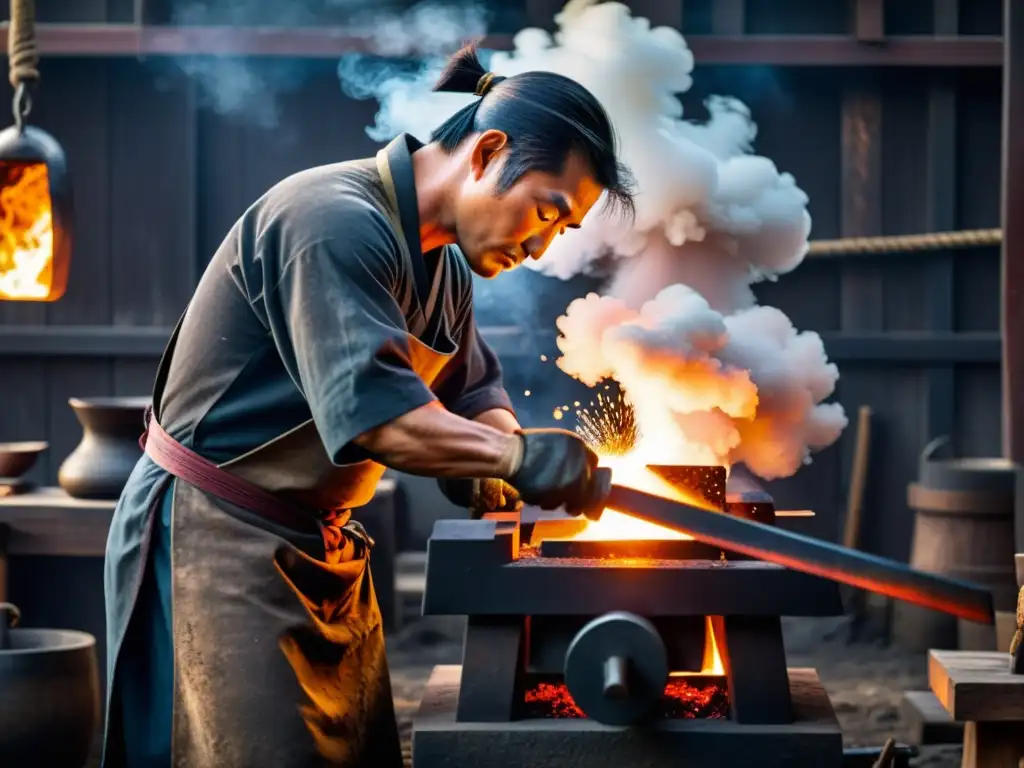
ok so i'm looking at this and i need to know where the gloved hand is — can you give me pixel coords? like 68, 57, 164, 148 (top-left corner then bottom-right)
437, 477, 522, 518
508, 428, 601, 514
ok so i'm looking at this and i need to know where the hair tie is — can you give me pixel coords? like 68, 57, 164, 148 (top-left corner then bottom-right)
475, 72, 504, 97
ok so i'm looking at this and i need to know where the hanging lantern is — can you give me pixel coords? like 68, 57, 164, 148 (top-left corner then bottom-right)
0, 0, 72, 301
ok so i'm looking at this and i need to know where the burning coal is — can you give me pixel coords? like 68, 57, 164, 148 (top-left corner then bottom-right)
335, 0, 848, 480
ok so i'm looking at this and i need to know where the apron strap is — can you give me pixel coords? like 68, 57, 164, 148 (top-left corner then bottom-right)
376, 140, 432, 312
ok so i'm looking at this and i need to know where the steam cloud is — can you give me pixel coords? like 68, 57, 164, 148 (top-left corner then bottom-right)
167, 0, 486, 129
336, 0, 847, 479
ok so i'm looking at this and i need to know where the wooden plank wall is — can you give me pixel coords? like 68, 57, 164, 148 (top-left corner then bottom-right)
0, 0, 1009, 567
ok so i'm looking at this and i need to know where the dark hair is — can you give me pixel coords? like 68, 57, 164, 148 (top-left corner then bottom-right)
431, 44, 635, 221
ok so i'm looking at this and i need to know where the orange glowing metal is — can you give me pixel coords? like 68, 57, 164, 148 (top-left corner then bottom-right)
604, 485, 995, 625
0, 162, 55, 301
571, 456, 720, 541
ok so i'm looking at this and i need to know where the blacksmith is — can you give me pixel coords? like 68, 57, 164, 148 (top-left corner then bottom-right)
101, 45, 634, 767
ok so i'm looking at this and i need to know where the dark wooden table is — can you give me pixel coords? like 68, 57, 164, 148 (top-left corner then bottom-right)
0, 488, 115, 602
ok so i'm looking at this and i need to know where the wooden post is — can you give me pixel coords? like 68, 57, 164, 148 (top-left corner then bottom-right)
628, 0, 684, 30
924, 0, 959, 451
853, 0, 885, 43
524, 0, 565, 30
1003, 0, 1024, 471
839, 51, 888, 628
711, 0, 744, 35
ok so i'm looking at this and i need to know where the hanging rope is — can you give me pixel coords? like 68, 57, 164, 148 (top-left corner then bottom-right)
807, 227, 1002, 257
7, 0, 38, 130
8, 0, 38, 87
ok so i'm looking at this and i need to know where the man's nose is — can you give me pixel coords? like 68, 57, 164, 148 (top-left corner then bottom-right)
522, 234, 550, 261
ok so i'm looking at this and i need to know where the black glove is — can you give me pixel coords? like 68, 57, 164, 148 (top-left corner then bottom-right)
437, 477, 522, 519
508, 428, 601, 514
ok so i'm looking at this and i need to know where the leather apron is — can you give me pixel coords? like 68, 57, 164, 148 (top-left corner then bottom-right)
134, 146, 450, 767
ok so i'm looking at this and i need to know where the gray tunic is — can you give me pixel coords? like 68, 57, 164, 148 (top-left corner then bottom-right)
102, 134, 513, 765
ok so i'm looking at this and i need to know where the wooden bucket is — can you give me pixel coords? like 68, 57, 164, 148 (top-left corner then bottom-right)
894, 438, 1019, 651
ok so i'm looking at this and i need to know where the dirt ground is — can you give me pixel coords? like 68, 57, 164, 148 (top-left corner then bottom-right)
81, 613, 961, 767
387, 613, 963, 768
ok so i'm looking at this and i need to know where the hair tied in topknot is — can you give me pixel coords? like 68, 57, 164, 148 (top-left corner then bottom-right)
474, 72, 506, 97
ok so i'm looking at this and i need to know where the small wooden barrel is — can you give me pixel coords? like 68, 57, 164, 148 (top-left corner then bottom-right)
894, 441, 1019, 652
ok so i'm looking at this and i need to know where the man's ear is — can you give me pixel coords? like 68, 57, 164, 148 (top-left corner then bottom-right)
470, 129, 509, 180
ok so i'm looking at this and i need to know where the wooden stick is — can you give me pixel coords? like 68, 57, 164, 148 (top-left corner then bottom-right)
843, 405, 873, 550
871, 737, 896, 768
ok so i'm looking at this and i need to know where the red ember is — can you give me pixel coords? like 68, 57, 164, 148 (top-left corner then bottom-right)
523, 676, 729, 720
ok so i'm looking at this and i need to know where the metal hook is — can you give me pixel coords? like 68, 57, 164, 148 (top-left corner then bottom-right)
12, 81, 32, 132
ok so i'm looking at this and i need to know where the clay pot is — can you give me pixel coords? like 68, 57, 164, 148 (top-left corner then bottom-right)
0, 612, 100, 766
58, 396, 150, 500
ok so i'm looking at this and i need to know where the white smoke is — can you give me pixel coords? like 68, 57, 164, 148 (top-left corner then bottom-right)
557, 287, 847, 479
336, 0, 847, 479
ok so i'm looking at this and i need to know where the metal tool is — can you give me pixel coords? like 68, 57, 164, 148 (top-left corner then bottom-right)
594, 483, 994, 625
563, 611, 668, 726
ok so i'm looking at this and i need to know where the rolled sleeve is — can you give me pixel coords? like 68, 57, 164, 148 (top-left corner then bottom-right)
263, 206, 438, 462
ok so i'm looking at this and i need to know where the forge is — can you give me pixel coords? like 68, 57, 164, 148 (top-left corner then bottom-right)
410, 466, 846, 768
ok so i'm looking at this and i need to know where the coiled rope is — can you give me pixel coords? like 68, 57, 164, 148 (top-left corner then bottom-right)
7, 0, 38, 129
8, 0, 38, 88
807, 227, 1002, 257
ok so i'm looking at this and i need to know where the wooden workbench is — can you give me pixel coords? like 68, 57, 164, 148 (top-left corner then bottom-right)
929, 649, 1024, 767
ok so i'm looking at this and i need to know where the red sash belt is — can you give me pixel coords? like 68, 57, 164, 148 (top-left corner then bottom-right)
139, 405, 310, 531
139, 406, 373, 554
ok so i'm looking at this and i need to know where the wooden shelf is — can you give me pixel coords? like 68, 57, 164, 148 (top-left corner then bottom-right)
0, 487, 114, 557
0, 24, 1003, 67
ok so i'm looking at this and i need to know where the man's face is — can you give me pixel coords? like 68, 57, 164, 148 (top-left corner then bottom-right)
452, 130, 605, 279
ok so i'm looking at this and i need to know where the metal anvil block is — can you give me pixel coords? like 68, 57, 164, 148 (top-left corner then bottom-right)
421, 518, 844, 618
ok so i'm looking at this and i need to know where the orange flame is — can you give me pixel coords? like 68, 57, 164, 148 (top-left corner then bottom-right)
665, 617, 725, 677
0, 162, 55, 300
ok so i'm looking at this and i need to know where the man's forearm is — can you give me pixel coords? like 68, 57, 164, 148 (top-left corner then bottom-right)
353, 401, 523, 478
474, 407, 521, 434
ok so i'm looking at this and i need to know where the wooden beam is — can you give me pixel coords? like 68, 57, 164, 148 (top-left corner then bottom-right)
0, 326, 1005, 363
0, 24, 1002, 67
923, 0, 959, 450
1004, 0, 1024, 465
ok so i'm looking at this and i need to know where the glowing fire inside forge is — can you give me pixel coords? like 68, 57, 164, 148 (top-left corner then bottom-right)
563, 456, 728, 678
0, 162, 55, 300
